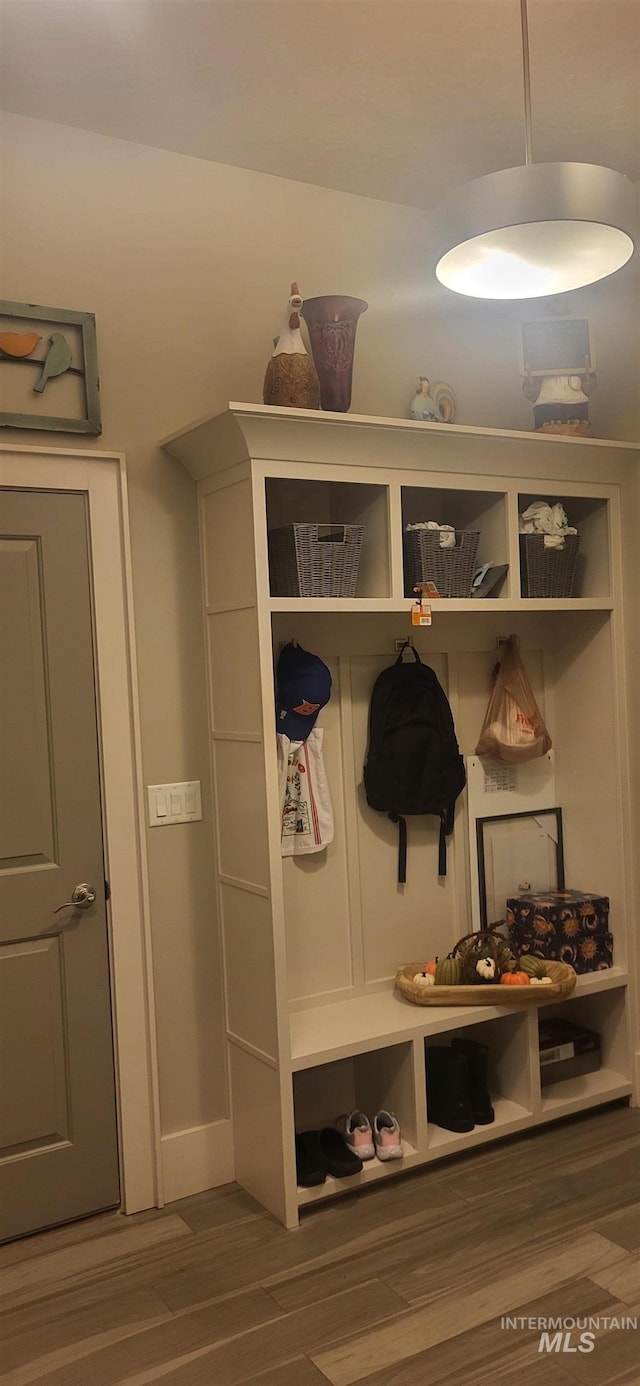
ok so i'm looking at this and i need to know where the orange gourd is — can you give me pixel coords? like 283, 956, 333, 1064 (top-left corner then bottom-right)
425, 960, 437, 976
500, 971, 531, 986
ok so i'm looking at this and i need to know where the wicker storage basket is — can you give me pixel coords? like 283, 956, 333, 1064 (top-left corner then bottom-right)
268, 523, 364, 597
519, 533, 579, 598
395, 958, 577, 1006
404, 528, 480, 598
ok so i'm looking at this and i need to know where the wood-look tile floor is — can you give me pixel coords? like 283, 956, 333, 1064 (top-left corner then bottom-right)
1, 1103, 640, 1385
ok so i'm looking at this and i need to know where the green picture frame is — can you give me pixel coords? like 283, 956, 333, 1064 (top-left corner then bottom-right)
0, 300, 102, 435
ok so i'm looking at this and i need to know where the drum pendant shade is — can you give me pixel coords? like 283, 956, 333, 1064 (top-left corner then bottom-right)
433, 0, 636, 300
434, 161, 636, 300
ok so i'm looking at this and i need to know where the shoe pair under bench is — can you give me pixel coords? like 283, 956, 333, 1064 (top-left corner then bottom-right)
337, 1109, 403, 1162
295, 1110, 402, 1187
426, 1037, 495, 1133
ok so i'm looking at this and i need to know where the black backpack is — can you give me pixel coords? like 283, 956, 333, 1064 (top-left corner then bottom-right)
363, 643, 466, 882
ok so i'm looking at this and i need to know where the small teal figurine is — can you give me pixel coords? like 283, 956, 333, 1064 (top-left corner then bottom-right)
410, 376, 442, 423
33, 332, 73, 394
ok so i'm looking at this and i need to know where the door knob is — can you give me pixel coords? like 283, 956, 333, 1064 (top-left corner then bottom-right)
53, 883, 96, 914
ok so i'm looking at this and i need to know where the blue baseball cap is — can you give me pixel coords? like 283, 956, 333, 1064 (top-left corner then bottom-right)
276, 642, 331, 740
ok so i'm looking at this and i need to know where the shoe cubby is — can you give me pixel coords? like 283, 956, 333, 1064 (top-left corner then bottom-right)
265, 477, 390, 599
517, 492, 611, 600
292, 1042, 419, 1202
537, 987, 631, 1117
424, 1012, 534, 1152
401, 486, 509, 598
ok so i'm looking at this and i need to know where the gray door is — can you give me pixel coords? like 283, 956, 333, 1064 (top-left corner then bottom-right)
0, 488, 119, 1242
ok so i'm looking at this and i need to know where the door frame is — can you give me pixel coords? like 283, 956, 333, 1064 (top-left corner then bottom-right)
0, 442, 162, 1214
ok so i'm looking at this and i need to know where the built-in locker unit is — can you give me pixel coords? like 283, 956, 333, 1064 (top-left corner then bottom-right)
163, 404, 639, 1228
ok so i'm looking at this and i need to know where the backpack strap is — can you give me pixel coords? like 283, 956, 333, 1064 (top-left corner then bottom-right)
389, 812, 407, 884
395, 642, 422, 666
438, 813, 447, 877
392, 811, 447, 879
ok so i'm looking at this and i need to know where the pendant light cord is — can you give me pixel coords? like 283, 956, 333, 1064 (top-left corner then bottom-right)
520, 0, 533, 165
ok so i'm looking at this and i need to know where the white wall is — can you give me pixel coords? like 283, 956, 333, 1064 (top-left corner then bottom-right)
1, 112, 638, 1154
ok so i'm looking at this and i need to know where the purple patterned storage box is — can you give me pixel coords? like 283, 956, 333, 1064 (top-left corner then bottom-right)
507, 890, 613, 973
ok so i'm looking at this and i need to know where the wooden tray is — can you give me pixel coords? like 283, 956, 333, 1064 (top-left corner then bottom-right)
395, 960, 577, 1006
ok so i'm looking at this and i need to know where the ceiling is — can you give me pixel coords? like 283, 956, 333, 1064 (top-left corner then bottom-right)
0, 0, 638, 210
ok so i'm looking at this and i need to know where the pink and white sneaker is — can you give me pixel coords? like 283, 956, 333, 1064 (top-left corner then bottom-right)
373, 1110, 403, 1161
335, 1111, 375, 1161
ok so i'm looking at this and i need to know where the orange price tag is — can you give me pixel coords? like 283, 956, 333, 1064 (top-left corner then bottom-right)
411, 599, 432, 626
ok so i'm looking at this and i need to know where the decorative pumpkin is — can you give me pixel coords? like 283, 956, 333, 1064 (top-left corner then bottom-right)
476, 957, 497, 982
529, 976, 553, 986
412, 971, 435, 987
435, 956, 461, 986
500, 971, 531, 986
518, 954, 546, 979
457, 926, 509, 985
425, 960, 438, 976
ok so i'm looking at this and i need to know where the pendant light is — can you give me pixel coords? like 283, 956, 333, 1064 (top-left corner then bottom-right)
434, 0, 636, 299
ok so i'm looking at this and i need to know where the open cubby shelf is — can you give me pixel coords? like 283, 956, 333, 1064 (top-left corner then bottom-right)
296, 1141, 422, 1207
292, 981, 631, 1210
261, 473, 616, 606
401, 485, 509, 599
518, 491, 611, 600
540, 1068, 632, 1115
537, 987, 632, 1116
163, 404, 638, 1228
265, 476, 391, 599
426, 1098, 532, 1153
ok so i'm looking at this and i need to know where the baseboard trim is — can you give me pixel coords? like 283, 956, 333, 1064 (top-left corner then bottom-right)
161, 1119, 234, 1204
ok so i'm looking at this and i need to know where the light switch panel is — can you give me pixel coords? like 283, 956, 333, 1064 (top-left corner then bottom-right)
147, 781, 202, 826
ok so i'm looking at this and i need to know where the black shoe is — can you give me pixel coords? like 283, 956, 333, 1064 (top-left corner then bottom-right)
295, 1130, 326, 1186
426, 1045, 474, 1132
451, 1037, 495, 1125
319, 1126, 364, 1177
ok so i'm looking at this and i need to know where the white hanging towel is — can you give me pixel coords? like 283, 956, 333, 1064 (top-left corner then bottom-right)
277, 728, 334, 855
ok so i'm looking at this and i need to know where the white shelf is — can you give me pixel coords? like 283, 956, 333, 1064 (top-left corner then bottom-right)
289, 971, 628, 1071
540, 1067, 632, 1117
296, 1141, 420, 1207
295, 1074, 631, 1209
162, 401, 640, 468
298, 1102, 533, 1209
427, 1098, 532, 1153
565, 967, 628, 996
269, 596, 615, 614
290, 992, 504, 1069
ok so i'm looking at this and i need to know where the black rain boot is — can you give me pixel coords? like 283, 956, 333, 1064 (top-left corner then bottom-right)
451, 1037, 495, 1124
425, 1045, 474, 1132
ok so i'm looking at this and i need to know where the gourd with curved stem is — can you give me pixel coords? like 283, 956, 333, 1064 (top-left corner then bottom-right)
435, 956, 462, 986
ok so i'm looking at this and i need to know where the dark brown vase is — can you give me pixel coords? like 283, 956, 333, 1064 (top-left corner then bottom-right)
301, 295, 368, 412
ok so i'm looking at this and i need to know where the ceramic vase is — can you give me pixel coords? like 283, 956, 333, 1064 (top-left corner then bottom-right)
301, 295, 368, 412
